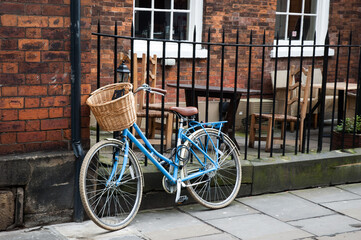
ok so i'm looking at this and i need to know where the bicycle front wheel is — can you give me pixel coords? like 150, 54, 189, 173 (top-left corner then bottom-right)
182, 128, 241, 209
79, 139, 143, 231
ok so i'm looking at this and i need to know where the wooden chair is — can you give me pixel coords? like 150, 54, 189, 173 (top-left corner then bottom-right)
249, 65, 312, 152
132, 53, 174, 149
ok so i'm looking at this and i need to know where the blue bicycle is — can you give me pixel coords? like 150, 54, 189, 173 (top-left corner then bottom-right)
80, 83, 242, 230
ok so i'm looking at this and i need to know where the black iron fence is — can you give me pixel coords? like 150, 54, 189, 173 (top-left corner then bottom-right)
92, 21, 361, 160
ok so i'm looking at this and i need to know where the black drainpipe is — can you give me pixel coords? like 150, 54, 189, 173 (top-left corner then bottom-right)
70, 0, 84, 222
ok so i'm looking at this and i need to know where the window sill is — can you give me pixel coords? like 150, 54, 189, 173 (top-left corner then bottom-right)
270, 46, 335, 58
132, 40, 208, 59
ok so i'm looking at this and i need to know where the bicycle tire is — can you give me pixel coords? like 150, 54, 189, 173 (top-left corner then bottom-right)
182, 128, 241, 209
79, 139, 143, 231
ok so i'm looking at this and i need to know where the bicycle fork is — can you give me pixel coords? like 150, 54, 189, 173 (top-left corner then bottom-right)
106, 140, 132, 187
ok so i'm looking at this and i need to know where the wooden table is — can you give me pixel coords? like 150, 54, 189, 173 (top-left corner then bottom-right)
167, 83, 261, 148
312, 82, 358, 124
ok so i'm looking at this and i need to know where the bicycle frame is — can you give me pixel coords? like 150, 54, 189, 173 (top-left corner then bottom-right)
118, 120, 227, 185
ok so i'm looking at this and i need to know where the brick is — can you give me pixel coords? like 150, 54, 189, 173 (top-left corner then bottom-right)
63, 129, 71, 139
46, 130, 62, 141
1, 15, 17, 27
2, 63, 18, 74
0, 98, 24, 109
19, 63, 49, 74
19, 39, 49, 51
0, 27, 26, 38
0, 133, 16, 144
18, 16, 48, 27
25, 74, 41, 84
25, 51, 41, 62
63, 84, 71, 95
64, 17, 70, 27
25, 97, 40, 108
41, 141, 68, 151
0, 121, 25, 132
49, 17, 64, 27
1, 39, 17, 50
1, 86, 17, 96
0, 144, 24, 155
0, 3, 25, 14
25, 120, 40, 131
25, 4, 42, 15
63, 106, 71, 117
42, 5, 68, 16
40, 97, 54, 107
41, 118, 69, 130
26, 28, 42, 39
23, 142, 42, 152
0, 51, 24, 62
48, 84, 62, 95
48, 62, 64, 73
81, 107, 90, 117
81, 84, 91, 94
54, 96, 69, 106
42, 51, 69, 62
17, 131, 46, 143
81, 127, 90, 138
18, 85, 47, 96
49, 41, 64, 51
42, 28, 69, 40
49, 0, 64, 3
0, 74, 25, 85
49, 107, 63, 118
0, 110, 18, 121
19, 108, 48, 120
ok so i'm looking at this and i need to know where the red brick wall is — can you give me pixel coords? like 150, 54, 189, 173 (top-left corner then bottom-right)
0, 1, 92, 155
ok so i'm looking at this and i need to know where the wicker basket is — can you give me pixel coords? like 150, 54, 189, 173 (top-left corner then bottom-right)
86, 83, 136, 131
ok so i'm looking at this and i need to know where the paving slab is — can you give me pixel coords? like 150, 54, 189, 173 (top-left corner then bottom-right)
182, 232, 238, 240
338, 183, 361, 196
288, 214, 361, 236
321, 199, 361, 221
290, 186, 361, 203
52, 220, 141, 240
237, 192, 333, 221
0, 227, 66, 240
315, 230, 361, 240
179, 201, 258, 221
207, 213, 312, 240
130, 208, 221, 240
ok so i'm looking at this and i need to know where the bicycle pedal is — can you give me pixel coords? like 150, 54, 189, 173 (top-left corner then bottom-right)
176, 195, 188, 204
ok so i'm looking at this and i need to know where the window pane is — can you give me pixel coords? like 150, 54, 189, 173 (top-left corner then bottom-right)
303, 16, 316, 40
276, 0, 287, 12
155, 0, 171, 9
304, 0, 317, 13
174, 0, 189, 10
154, 12, 171, 39
135, 11, 151, 38
173, 12, 189, 40
275, 15, 286, 39
288, 15, 301, 40
135, 0, 151, 8
290, 0, 302, 13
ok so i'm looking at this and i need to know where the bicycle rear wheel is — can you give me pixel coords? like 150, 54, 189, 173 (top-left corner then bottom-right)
79, 139, 143, 230
182, 128, 241, 209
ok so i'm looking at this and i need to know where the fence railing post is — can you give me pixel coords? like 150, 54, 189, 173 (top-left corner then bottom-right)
317, 33, 330, 152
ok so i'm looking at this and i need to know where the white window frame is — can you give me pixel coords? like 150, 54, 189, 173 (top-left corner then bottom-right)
133, 0, 207, 59
271, 0, 334, 58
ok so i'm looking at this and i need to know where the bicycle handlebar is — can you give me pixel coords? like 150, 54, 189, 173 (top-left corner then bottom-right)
135, 84, 167, 96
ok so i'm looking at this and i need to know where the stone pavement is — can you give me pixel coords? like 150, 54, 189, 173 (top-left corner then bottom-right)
1, 183, 361, 240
